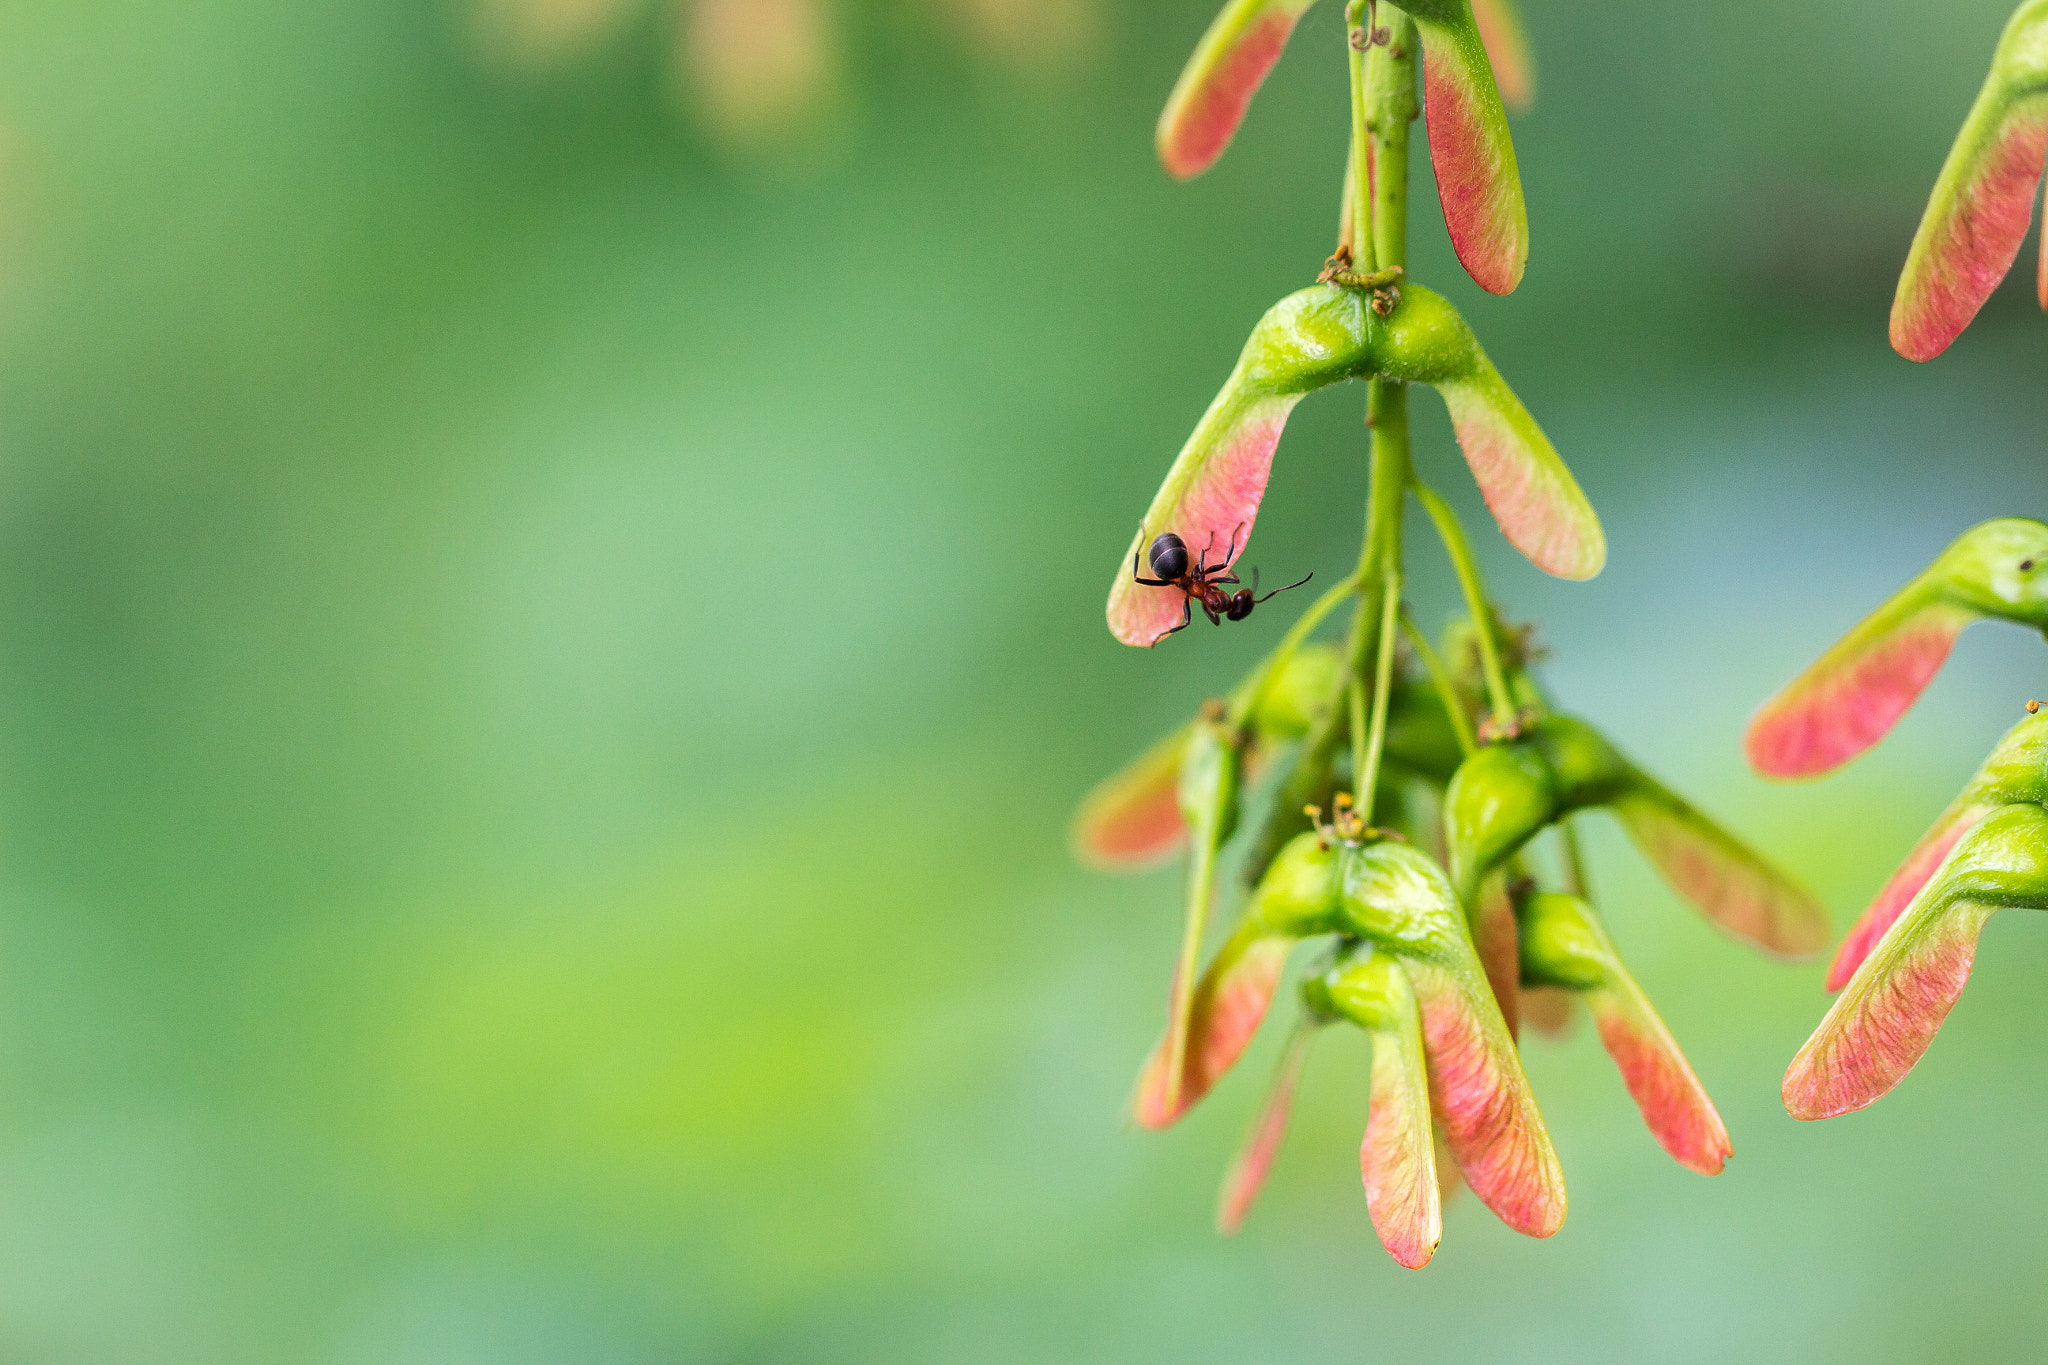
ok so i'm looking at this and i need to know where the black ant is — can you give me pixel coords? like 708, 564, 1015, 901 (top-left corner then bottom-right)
1131, 524, 1311, 645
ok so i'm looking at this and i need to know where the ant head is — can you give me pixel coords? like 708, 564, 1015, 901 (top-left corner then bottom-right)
1225, 589, 1256, 621
1148, 532, 1189, 582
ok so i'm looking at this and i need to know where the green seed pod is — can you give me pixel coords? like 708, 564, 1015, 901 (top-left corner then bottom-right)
1442, 715, 1826, 957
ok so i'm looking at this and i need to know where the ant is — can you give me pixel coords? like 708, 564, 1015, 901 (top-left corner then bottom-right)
1131, 524, 1311, 645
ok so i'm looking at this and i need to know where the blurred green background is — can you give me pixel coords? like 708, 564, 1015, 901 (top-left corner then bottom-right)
0, 0, 2041, 1359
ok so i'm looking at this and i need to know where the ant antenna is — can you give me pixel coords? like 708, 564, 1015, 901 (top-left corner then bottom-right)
1252, 571, 1313, 605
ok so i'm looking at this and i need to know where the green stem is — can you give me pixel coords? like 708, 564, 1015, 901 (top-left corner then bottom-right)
1357, 573, 1402, 819
1364, 6, 1417, 274
1399, 609, 1477, 758
1228, 2, 1420, 887
1344, 3, 1417, 809
1344, 2, 1377, 273
1559, 818, 1592, 899
1413, 481, 1516, 730
1348, 675, 1368, 807
1168, 831, 1221, 1109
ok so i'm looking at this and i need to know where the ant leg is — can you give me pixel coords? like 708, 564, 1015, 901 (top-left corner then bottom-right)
1150, 598, 1194, 646
1224, 521, 1247, 566
1252, 571, 1314, 604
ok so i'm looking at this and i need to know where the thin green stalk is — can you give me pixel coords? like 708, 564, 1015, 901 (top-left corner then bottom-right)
1559, 818, 1592, 899
1413, 480, 1516, 730
1230, 2, 1420, 886
1364, 6, 1418, 273
1357, 573, 1402, 820
1348, 675, 1369, 808
1399, 609, 1477, 758
1344, 2, 1417, 812
1344, 2, 1377, 273
1167, 830, 1221, 1111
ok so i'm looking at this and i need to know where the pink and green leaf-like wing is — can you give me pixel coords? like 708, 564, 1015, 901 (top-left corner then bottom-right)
1472, 874, 1521, 1038
1827, 707, 2048, 990
1826, 804, 1991, 991
1748, 518, 2048, 777
1320, 952, 1442, 1268
1435, 365, 1601, 578
1106, 389, 1303, 647
1216, 1016, 1320, 1234
1156, 0, 1321, 179
1745, 587, 1975, 780
1890, 0, 2048, 361
1607, 777, 1830, 958
1133, 931, 1292, 1129
1134, 904, 1299, 1130
1382, 287, 1604, 580
1784, 803, 2048, 1121
1134, 834, 1341, 1129
1107, 287, 1374, 648
1402, 0, 1529, 294
1588, 981, 1728, 1176
1340, 842, 1566, 1238
1519, 893, 1728, 1174
1072, 723, 1193, 869
1468, 0, 1533, 111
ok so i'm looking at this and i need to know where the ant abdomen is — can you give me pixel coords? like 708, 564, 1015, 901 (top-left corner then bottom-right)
1148, 532, 1190, 581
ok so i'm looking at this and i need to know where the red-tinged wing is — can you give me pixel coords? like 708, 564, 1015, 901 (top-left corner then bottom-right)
1156, 0, 1320, 180
1408, 954, 1566, 1237
1339, 841, 1565, 1237
1107, 391, 1304, 646
1826, 804, 1992, 992
1468, 0, 1533, 111
1072, 724, 1192, 869
1783, 804, 2048, 1120
1413, 8, 1529, 294
1073, 730, 1278, 870
1216, 1018, 1319, 1234
1357, 957, 1442, 1269
1586, 973, 1729, 1176
1430, 348, 1604, 581
1830, 706, 2048, 989
1746, 591, 1975, 779
1891, 79, 2048, 361
1134, 930, 1294, 1130
1609, 781, 1829, 959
